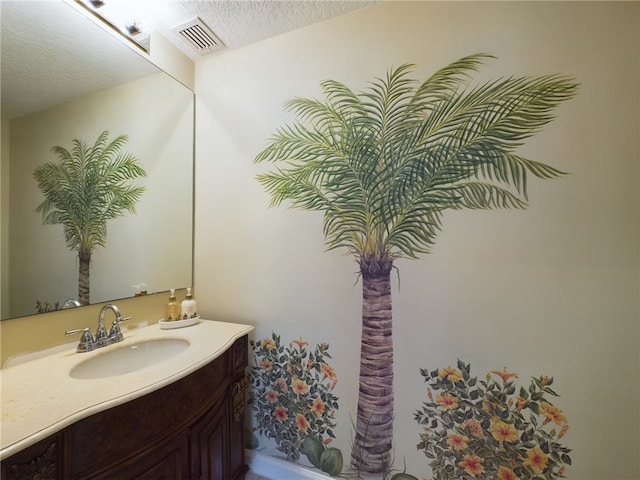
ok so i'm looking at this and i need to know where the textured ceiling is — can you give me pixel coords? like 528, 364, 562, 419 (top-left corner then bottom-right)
1, 0, 375, 120
116, 0, 377, 60
1, 1, 158, 120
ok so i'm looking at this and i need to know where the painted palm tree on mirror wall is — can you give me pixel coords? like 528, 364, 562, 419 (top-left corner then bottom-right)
33, 130, 146, 306
254, 54, 578, 473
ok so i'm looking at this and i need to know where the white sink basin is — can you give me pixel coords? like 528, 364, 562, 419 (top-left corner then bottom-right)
70, 338, 190, 379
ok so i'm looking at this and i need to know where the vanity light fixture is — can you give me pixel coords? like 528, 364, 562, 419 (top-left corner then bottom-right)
125, 21, 142, 36
74, 0, 150, 52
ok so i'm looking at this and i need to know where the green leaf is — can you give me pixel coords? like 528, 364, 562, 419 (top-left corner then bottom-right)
529, 402, 540, 415
254, 56, 578, 263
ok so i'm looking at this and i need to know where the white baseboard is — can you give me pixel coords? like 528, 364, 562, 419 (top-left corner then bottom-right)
247, 450, 331, 480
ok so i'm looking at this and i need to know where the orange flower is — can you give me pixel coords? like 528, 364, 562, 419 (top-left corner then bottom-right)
264, 390, 278, 404
516, 396, 527, 411
259, 358, 273, 371
462, 418, 484, 438
324, 438, 333, 445
436, 392, 458, 410
491, 367, 519, 382
295, 413, 309, 432
260, 338, 276, 350
491, 420, 518, 443
497, 466, 519, 480
524, 446, 548, 473
311, 397, 326, 416
292, 338, 309, 348
292, 377, 308, 395
438, 366, 463, 383
540, 402, 567, 425
458, 454, 484, 476
321, 362, 336, 381
272, 406, 287, 422
446, 433, 469, 451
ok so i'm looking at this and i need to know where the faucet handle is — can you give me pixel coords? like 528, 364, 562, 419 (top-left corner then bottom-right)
108, 316, 132, 344
65, 327, 95, 353
95, 324, 110, 348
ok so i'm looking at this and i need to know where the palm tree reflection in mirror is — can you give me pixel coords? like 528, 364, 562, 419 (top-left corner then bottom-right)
33, 130, 146, 306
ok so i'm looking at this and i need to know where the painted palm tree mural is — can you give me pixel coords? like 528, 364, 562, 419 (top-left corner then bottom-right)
254, 53, 578, 473
33, 130, 146, 306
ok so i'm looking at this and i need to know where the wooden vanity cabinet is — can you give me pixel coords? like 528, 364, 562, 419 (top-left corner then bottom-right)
1, 335, 249, 480
0, 434, 64, 480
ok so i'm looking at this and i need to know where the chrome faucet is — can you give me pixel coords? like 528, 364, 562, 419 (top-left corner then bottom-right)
103, 304, 131, 344
65, 303, 131, 353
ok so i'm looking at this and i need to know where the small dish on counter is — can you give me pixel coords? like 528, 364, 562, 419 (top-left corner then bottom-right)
158, 316, 200, 329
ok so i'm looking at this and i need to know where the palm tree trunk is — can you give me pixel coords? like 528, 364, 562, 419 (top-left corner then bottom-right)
78, 248, 91, 306
351, 255, 394, 473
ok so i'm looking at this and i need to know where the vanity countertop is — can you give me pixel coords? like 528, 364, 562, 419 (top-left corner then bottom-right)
0, 319, 254, 460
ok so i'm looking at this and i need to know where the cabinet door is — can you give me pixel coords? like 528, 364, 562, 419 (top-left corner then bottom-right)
190, 395, 229, 480
87, 432, 189, 480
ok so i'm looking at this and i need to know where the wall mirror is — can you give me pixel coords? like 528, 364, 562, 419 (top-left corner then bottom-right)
1, 0, 194, 320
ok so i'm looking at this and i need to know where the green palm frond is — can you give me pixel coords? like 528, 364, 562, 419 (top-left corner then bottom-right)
33, 130, 146, 253
254, 54, 579, 261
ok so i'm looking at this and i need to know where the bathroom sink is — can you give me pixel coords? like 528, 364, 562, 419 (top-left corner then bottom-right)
70, 338, 190, 379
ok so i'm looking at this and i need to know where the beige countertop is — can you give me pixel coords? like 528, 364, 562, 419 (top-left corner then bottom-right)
0, 319, 254, 460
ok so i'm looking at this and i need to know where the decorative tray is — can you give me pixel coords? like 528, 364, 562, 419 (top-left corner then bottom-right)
158, 316, 200, 330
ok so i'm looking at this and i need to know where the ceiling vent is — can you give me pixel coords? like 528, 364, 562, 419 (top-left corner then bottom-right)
172, 18, 224, 55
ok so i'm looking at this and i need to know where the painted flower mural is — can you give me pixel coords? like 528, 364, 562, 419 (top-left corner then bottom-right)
249, 333, 339, 462
415, 360, 571, 479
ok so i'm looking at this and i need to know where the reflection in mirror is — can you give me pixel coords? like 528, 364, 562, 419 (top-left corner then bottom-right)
1, 0, 194, 320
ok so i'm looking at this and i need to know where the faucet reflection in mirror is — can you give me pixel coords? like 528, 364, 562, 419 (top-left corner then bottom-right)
33, 131, 146, 308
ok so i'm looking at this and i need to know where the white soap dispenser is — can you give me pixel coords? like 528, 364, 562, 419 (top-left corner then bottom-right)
181, 287, 198, 319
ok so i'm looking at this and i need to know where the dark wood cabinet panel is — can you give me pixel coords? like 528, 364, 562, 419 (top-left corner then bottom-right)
190, 395, 229, 480
2, 335, 249, 480
229, 376, 249, 480
88, 432, 190, 480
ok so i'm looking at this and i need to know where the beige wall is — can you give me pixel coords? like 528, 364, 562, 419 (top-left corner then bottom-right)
193, 2, 639, 479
